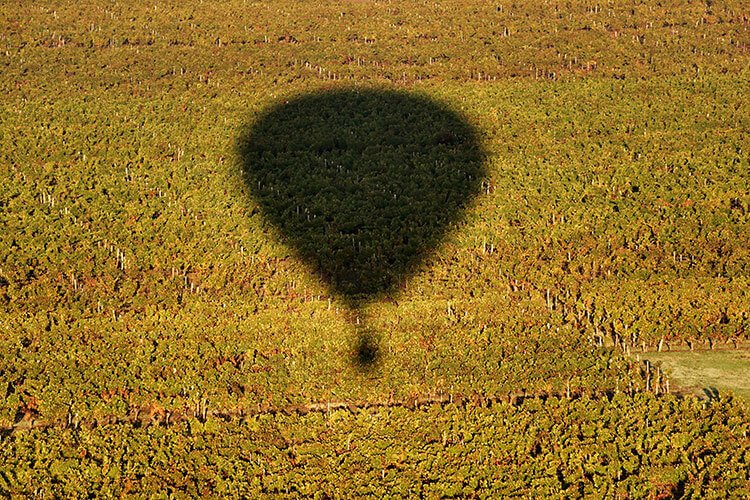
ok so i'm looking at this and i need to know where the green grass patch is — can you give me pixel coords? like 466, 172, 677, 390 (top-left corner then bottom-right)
642, 350, 750, 401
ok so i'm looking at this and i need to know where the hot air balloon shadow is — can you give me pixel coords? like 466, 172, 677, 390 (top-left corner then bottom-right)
237, 88, 487, 369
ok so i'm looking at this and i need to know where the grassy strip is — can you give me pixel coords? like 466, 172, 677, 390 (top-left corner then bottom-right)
642, 350, 750, 401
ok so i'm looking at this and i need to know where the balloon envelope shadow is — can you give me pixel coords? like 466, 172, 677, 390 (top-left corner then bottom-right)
237, 89, 486, 366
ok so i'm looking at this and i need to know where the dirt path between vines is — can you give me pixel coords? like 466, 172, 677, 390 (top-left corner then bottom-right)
4, 346, 749, 438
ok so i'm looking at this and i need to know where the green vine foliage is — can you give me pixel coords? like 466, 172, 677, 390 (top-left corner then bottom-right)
2, 395, 749, 497
1, 0, 749, 494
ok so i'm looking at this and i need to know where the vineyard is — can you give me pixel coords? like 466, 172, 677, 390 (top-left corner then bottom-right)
1, 0, 749, 496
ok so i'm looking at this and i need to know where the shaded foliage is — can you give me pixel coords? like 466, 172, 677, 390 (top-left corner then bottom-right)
238, 89, 486, 307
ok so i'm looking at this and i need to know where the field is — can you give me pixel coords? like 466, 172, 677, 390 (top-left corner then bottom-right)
641, 349, 750, 401
1, 0, 749, 496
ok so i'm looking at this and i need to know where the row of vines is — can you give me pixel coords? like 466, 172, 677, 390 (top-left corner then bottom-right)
0, 0, 748, 493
